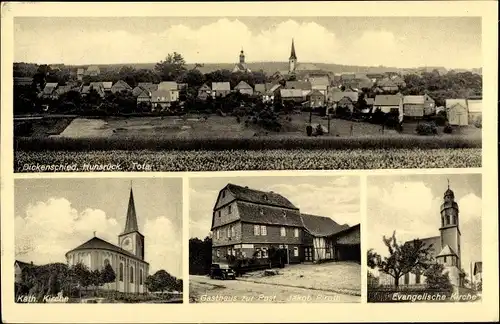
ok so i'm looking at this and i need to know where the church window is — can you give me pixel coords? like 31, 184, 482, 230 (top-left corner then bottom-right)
130, 267, 134, 283
104, 258, 110, 268
444, 256, 447, 263
415, 272, 421, 284
404, 273, 409, 285
222, 190, 225, 198
119, 263, 124, 281
140, 269, 143, 285
228, 205, 232, 214
218, 210, 221, 218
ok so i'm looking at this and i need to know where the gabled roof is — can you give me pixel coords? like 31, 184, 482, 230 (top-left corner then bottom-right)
236, 201, 303, 227
132, 86, 146, 97
403, 95, 434, 104
158, 81, 178, 91
234, 80, 252, 90
445, 99, 467, 109
309, 76, 329, 86
15, 260, 35, 269
42, 83, 58, 94
54, 85, 72, 96
374, 94, 402, 106
212, 82, 231, 91
66, 237, 148, 264
473, 261, 482, 275
224, 183, 298, 210
112, 80, 132, 89
86, 65, 100, 72
254, 83, 267, 93
437, 244, 457, 257
332, 91, 358, 103
137, 89, 151, 98
285, 81, 312, 90
198, 83, 211, 91
81, 85, 91, 94
341, 73, 356, 80
77, 68, 85, 74
307, 89, 324, 97
280, 89, 303, 98
151, 90, 172, 100
102, 82, 113, 90
407, 235, 440, 259
300, 213, 349, 237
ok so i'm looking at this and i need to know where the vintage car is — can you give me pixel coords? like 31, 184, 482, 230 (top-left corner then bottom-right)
209, 263, 236, 280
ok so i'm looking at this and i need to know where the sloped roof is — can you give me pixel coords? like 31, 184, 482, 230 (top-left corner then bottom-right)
212, 82, 230, 91
267, 84, 281, 95
332, 91, 358, 103
254, 83, 267, 93
341, 73, 356, 80
446, 99, 467, 109
132, 86, 146, 97
81, 85, 91, 94
236, 201, 303, 227
403, 95, 426, 104
77, 68, 85, 74
307, 89, 324, 97
225, 183, 298, 209
15, 260, 35, 269
66, 237, 148, 264
234, 63, 251, 72
199, 83, 211, 91
102, 82, 113, 89
235, 80, 252, 90
86, 65, 100, 72
285, 81, 312, 90
90, 82, 103, 89
54, 85, 72, 95
122, 187, 139, 235
137, 89, 151, 98
468, 99, 482, 113
437, 244, 457, 257
280, 89, 303, 98
309, 76, 330, 86
151, 90, 171, 101
374, 94, 402, 106
412, 235, 441, 259
365, 98, 375, 105
42, 83, 58, 94
158, 81, 178, 91
300, 213, 349, 237
112, 80, 132, 89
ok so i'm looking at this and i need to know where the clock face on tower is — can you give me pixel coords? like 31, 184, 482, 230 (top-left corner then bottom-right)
122, 237, 133, 251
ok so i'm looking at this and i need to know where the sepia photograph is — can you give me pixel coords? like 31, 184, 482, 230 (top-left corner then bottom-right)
189, 176, 361, 303
14, 178, 183, 303
366, 173, 482, 303
13, 16, 482, 172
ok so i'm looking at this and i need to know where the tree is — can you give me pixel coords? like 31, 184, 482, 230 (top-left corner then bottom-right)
155, 52, 187, 81
189, 236, 213, 275
367, 231, 434, 288
145, 270, 177, 293
180, 69, 205, 88
72, 262, 91, 297
100, 264, 116, 296
90, 269, 102, 296
424, 263, 453, 291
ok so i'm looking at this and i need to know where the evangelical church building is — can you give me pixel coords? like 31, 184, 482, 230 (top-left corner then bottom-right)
379, 182, 464, 287
232, 48, 251, 73
66, 187, 149, 294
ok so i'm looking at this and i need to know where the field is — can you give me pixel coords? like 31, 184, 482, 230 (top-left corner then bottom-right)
15, 148, 481, 172
14, 113, 481, 172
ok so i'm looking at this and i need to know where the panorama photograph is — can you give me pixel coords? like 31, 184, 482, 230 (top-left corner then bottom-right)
13, 16, 482, 172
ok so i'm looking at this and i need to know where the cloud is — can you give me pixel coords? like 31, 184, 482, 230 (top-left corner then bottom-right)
368, 180, 482, 276
15, 197, 182, 278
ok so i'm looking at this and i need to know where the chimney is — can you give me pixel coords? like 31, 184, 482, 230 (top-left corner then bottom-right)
31, 261, 33, 265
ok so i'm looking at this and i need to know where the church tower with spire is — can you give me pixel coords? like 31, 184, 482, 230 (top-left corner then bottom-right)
289, 38, 297, 74
437, 180, 461, 273
118, 186, 145, 260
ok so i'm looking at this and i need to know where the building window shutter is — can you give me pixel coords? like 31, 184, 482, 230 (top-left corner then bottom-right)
254, 225, 260, 236
281, 227, 286, 237
261, 225, 267, 236
294, 228, 299, 237
231, 226, 235, 238
227, 227, 231, 238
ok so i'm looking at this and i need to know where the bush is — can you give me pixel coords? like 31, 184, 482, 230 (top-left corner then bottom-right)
236, 116, 241, 123
434, 111, 448, 126
474, 116, 482, 128
416, 122, 438, 135
443, 125, 453, 134
306, 125, 313, 136
315, 124, 324, 136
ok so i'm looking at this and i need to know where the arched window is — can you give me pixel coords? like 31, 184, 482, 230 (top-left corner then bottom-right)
104, 258, 110, 267
140, 269, 143, 285
119, 263, 124, 281
130, 266, 134, 283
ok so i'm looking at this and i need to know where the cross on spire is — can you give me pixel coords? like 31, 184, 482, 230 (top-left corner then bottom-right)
447, 178, 450, 189
93, 231, 96, 237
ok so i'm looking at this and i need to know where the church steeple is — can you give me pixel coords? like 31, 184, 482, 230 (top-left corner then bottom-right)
123, 186, 139, 234
289, 38, 297, 60
439, 180, 461, 270
239, 48, 245, 64
289, 38, 297, 73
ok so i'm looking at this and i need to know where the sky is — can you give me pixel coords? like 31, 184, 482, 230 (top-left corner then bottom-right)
14, 17, 481, 69
367, 173, 482, 278
189, 175, 360, 239
14, 178, 183, 278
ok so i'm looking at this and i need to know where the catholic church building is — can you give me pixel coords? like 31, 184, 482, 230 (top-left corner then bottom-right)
65, 187, 149, 294
232, 48, 251, 73
379, 182, 464, 287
